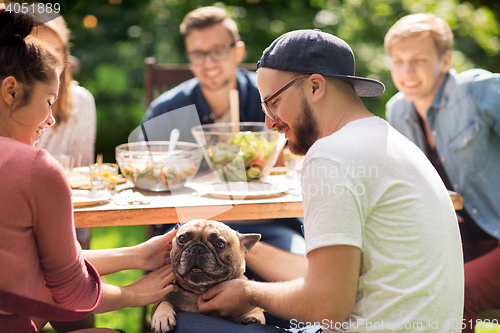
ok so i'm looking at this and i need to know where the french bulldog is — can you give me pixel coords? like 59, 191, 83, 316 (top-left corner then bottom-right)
151, 219, 265, 332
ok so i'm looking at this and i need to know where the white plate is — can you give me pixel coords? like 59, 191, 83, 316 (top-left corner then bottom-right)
71, 190, 112, 208
200, 182, 288, 200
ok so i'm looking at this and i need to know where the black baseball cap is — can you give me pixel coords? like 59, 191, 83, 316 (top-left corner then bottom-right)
258, 29, 385, 97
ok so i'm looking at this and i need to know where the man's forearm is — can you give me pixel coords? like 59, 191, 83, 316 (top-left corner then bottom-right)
244, 246, 359, 323
198, 245, 359, 325
246, 242, 308, 281
246, 279, 307, 321
244, 278, 348, 324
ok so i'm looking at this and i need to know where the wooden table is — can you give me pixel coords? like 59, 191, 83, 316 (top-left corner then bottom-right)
74, 174, 303, 228
74, 175, 463, 228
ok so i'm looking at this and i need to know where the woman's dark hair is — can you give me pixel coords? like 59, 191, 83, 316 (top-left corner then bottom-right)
0, 8, 63, 110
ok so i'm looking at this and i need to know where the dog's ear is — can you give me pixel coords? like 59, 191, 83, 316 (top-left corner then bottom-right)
238, 233, 261, 253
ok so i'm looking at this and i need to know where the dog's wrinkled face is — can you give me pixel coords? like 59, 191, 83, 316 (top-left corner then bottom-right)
171, 220, 260, 294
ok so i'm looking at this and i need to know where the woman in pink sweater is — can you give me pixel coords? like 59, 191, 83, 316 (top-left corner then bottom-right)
0, 9, 178, 333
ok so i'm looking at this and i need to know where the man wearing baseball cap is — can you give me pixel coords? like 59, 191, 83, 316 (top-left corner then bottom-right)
180, 30, 464, 333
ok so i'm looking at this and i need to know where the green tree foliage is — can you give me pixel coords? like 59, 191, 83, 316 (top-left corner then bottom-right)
64, 0, 499, 164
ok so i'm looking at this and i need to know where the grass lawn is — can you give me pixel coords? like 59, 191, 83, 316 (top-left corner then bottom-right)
91, 225, 150, 333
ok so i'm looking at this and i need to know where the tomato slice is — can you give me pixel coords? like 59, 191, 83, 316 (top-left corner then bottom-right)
249, 156, 264, 168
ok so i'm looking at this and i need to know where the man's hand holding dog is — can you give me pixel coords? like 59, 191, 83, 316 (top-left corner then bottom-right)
197, 279, 256, 319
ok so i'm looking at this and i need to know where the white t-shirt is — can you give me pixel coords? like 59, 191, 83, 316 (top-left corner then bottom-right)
301, 117, 464, 332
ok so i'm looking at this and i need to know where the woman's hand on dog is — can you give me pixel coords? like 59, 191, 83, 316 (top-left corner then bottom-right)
95, 264, 179, 313
134, 225, 179, 271
124, 264, 179, 308
82, 225, 179, 275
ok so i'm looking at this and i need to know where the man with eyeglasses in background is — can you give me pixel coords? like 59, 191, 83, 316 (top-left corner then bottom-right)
141, 6, 305, 311
143, 6, 262, 127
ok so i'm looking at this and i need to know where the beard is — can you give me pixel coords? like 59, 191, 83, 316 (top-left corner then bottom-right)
283, 95, 320, 156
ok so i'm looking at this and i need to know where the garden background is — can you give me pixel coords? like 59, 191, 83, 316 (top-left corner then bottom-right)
58, 0, 499, 331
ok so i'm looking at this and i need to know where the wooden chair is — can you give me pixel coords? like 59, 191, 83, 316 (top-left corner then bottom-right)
144, 57, 257, 108
140, 57, 257, 333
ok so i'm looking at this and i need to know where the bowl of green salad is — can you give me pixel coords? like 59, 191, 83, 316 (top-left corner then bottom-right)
191, 122, 286, 182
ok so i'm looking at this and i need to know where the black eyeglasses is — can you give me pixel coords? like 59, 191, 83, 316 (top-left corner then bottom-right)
185, 42, 236, 66
261, 74, 310, 121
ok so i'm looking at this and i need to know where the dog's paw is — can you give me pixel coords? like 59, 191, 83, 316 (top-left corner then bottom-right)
151, 302, 177, 332
240, 316, 263, 325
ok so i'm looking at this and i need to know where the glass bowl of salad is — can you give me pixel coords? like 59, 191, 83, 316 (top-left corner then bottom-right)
115, 141, 203, 191
191, 122, 286, 182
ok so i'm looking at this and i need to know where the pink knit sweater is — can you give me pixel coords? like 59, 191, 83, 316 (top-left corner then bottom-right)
0, 137, 98, 310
